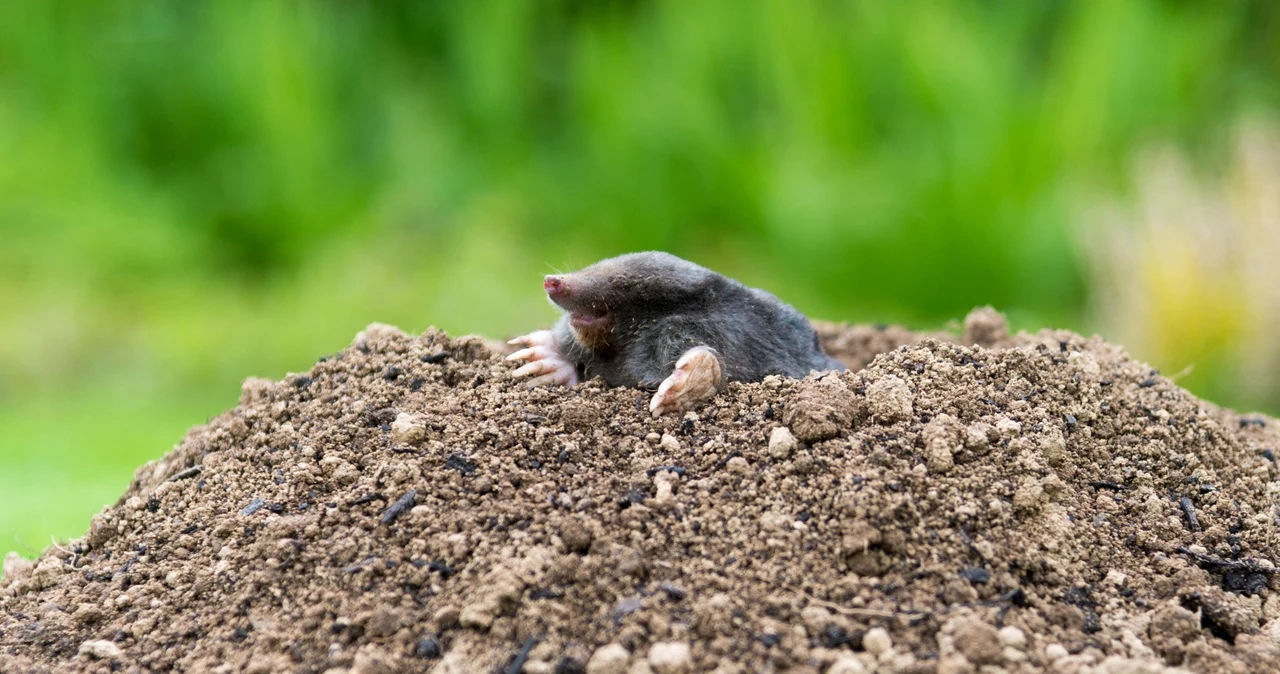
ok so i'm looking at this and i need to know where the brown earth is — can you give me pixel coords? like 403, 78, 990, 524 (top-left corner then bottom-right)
3, 309, 1280, 674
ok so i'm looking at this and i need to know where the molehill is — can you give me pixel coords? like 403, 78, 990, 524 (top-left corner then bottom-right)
3, 310, 1280, 674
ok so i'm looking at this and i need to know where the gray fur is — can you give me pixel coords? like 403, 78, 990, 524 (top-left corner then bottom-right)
548, 251, 846, 389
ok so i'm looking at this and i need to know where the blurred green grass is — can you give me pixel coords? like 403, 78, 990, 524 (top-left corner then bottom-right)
2, 0, 1278, 556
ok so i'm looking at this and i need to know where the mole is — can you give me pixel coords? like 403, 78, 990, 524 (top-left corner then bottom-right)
507, 251, 847, 416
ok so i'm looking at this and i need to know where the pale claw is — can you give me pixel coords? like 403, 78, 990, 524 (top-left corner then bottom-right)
649, 346, 723, 417
507, 330, 579, 387
508, 331, 557, 348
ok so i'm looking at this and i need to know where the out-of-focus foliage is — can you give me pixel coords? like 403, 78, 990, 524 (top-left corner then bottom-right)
1082, 123, 1280, 411
1, 0, 1277, 554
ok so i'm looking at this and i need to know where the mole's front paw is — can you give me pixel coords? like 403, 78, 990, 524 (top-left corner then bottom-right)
507, 330, 580, 387
649, 346, 723, 417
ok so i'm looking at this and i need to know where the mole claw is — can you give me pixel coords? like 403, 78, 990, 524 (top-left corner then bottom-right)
649, 346, 722, 417
512, 361, 548, 378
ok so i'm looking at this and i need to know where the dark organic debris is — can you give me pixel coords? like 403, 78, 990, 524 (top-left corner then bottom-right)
505, 636, 538, 674
1180, 495, 1200, 532
168, 465, 203, 482
1176, 547, 1279, 576
659, 582, 688, 601
239, 498, 266, 517
381, 490, 417, 525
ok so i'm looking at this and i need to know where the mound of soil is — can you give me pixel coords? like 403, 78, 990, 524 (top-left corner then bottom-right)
4, 310, 1280, 674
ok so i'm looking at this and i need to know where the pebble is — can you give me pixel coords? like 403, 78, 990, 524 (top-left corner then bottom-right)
866, 376, 913, 420
660, 434, 681, 453
2, 552, 33, 582
768, 427, 797, 460
390, 413, 425, 445
997, 626, 1026, 649
826, 656, 866, 674
1045, 643, 1069, 661
935, 655, 972, 674
952, 619, 1002, 665
78, 639, 123, 660
647, 641, 692, 674
587, 644, 631, 674
862, 627, 892, 655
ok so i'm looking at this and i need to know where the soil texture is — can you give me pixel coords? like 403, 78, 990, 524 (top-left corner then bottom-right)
4, 309, 1280, 674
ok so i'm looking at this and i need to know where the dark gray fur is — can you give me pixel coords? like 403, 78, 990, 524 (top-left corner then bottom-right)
548, 251, 846, 389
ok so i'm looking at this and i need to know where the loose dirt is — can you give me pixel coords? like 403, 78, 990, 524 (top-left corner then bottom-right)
4, 310, 1280, 674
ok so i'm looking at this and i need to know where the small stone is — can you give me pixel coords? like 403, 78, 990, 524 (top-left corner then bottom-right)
995, 418, 1022, 437
647, 642, 692, 674
365, 606, 401, 638
725, 457, 750, 475
460, 601, 497, 630
936, 655, 973, 674
353, 323, 407, 348
660, 434, 681, 453
922, 414, 961, 474
926, 440, 954, 474
415, 635, 443, 658
785, 374, 859, 441
862, 627, 892, 655
432, 605, 460, 629
866, 376, 913, 421
997, 626, 1026, 649
952, 619, 1002, 665
1067, 350, 1101, 376
2, 552, 33, 583
79, 639, 123, 660
560, 518, 594, 554
1002, 647, 1027, 663
238, 377, 276, 405
645, 432, 661, 446
965, 423, 994, 450
587, 644, 631, 674
1103, 569, 1128, 587
962, 306, 1008, 347
1045, 644, 1069, 661
768, 427, 798, 460
390, 413, 425, 445
826, 656, 866, 674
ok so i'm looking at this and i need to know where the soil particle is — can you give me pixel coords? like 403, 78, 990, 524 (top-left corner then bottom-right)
587, 644, 630, 674
647, 641, 692, 673
3, 310, 1280, 673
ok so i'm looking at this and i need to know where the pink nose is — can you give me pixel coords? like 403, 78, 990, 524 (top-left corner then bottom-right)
543, 276, 566, 295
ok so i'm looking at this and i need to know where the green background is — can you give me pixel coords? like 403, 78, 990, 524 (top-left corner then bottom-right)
3, 0, 1279, 558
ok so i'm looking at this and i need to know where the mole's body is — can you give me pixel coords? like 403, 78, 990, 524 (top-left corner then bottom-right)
508, 252, 846, 416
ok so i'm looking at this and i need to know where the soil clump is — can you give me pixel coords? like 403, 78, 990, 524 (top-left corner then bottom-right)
4, 310, 1280, 673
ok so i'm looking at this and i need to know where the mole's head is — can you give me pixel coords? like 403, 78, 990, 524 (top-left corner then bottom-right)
544, 251, 722, 350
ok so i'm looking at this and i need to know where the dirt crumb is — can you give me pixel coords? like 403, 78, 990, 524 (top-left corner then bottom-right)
3, 308, 1280, 673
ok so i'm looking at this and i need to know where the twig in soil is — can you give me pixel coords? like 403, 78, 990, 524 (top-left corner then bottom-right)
341, 557, 377, 573
956, 524, 988, 564
381, 490, 417, 525
351, 493, 385, 506
168, 465, 203, 482
1088, 480, 1130, 491
506, 636, 539, 674
240, 498, 266, 516
805, 599, 923, 619
1179, 495, 1200, 532
1176, 547, 1278, 575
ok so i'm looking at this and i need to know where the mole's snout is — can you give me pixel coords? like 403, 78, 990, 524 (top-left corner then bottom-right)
544, 275, 567, 296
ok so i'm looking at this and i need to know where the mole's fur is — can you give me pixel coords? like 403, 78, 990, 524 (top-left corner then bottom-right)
544, 251, 845, 389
